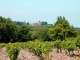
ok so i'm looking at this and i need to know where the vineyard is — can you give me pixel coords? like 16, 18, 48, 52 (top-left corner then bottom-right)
0, 16, 80, 60
0, 36, 80, 60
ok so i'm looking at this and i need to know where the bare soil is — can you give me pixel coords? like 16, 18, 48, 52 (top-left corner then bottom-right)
17, 48, 40, 60
49, 48, 80, 60
0, 47, 10, 60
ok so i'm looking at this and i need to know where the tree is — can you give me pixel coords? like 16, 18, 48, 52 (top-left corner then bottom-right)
0, 16, 17, 43
14, 21, 23, 26
26, 22, 30, 25
31, 27, 51, 41
48, 16, 78, 41
26, 31, 32, 41
17, 25, 29, 42
41, 21, 48, 25
74, 27, 80, 35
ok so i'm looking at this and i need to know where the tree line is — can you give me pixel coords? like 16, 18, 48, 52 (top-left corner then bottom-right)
14, 21, 48, 26
0, 16, 79, 43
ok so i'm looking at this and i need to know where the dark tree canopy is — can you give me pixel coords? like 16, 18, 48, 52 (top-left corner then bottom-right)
17, 25, 29, 42
0, 16, 79, 43
0, 16, 17, 43
41, 21, 48, 25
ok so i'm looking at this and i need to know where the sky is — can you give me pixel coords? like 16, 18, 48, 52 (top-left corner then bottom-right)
0, 0, 80, 27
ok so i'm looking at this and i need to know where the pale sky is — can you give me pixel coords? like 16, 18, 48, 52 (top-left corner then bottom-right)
0, 0, 80, 27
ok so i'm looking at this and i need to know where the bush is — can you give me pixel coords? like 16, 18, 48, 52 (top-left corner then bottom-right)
6, 43, 19, 60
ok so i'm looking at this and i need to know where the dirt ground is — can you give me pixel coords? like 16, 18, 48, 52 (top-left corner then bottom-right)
17, 48, 40, 60
0, 47, 10, 60
49, 48, 80, 60
0, 47, 80, 60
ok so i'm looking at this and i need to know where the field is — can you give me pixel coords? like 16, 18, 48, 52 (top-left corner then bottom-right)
0, 40, 80, 60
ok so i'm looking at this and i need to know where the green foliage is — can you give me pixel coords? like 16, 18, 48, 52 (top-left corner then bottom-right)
41, 21, 48, 25
66, 41, 77, 52
0, 15, 80, 60
0, 43, 6, 48
48, 16, 78, 41
0, 39, 78, 59
5, 41, 54, 60
0, 16, 30, 43
75, 27, 80, 35
6, 43, 19, 60
14, 21, 26, 26
17, 25, 29, 42
0, 16, 78, 43
4, 40, 77, 59
0, 16, 17, 43
26, 31, 32, 41
54, 40, 61, 49
60, 40, 69, 50
26, 22, 30, 25
53, 39, 77, 53
25, 41, 54, 56
76, 38, 80, 48
31, 27, 51, 41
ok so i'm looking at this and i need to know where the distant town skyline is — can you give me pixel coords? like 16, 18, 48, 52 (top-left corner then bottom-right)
0, 0, 80, 27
